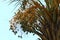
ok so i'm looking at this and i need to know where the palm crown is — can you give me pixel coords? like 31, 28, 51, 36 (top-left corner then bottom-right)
10, 0, 60, 40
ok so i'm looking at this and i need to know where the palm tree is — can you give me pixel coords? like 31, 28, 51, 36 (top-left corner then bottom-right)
10, 0, 60, 40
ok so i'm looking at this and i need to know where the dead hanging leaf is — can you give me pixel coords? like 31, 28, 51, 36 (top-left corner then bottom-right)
11, 5, 40, 28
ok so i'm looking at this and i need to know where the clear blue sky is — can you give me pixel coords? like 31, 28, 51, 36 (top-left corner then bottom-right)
0, 0, 45, 40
